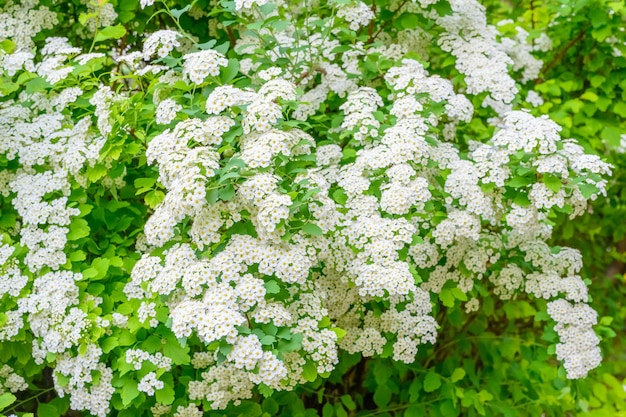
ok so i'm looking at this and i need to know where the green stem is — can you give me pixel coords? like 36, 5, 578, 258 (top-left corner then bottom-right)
4, 387, 56, 414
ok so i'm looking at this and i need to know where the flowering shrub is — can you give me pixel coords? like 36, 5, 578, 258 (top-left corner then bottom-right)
0, 0, 621, 416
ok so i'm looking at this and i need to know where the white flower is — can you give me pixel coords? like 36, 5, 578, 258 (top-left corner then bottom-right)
182, 50, 228, 84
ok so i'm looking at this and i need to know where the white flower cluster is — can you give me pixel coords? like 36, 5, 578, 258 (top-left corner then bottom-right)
90, 86, 117, 137
325, 57, 608, 380
547, 299, 601, 379
17, 271, 87, 361
0, 0, 58, 50
234, 0, 269, 13
53, 345, 115, 417
151, 403, 172, 417
0, 244, 27, 298
498, 25, 546, 83
138, 372, 164, 396
340, 87, 383, 142
182, 50, 228, 84
125, 349, 172, 371
336, 2, 375, 31
173, 405, 204, 417
434, 0, 518, 105
129, 226, 332, 407
0, 56, 106, 318
0, 31, 124, 417
0, 365, 28, 394
82, 0, 118, 33
156, 98, 182, 125
143, 120, 222, 245
143, 30, 182, 60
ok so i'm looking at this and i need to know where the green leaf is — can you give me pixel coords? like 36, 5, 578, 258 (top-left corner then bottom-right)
101, 337, 118, 353
264, 280, 280, 294
0, 214, 16, 228
120, 380, 139, 406
219, 342, 233, 357
214, 41, 230, 55
262, 397, 279, 414
86, 164, 108, 182
0, 39, 16, 53
145, 190, 165, 208
277, 332, 302, 352
322, 403, 334, 417
302, 361, 318, 382
171, 5, 191, 19
592, 382, 607, 402
134, 177, 157, 194
118, 10, 136, 23
340, 395, 356, 411
197, 39, 217, 50
163, 339, 190, 365
601, 126, 621, 147
258, 383, 274, 398
331, 327, 347, 340
207, 188, 219, 204
423, 371, 441, 393
55, 373, 70, 387
579, 183, 599, 199
373, 384, 392, 407
399, 13, 420, 30
156, 383, 175, 405
513, 192, 531, 207
236, 401, 262, 417
409, 378, 421, 402
332, 188, 348, 205
614, 101, 626, 118
302, 223, 323, 236
90, 257, 111, 280
259, 2, 275, 14
38, 402, 60, 417
439, 401, 457, 416
451, 287, 467, 301
450, 368, 466, 382
439, 289, 455, 308
543, 174, 562, 193
94, 24, 127, 43
25, 77, 52, 93
218, 171, 241, 183
0, 393, 16, 410
67, 218, 90, 241
82, 267, 98, 279
506, 176, 532, 188
478, 390, 494, 402
335, 403, 348, 417
433, 0, 453, 16
589, 8, 607, 28
219, 184, 236, 201
221, 59, 240, 84
69, 251, 86, 262
580, 91, 598, 102
405, 404, 424, 417
260, 335, 276, 345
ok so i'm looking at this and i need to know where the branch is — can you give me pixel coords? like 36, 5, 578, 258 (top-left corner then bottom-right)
226, 26, 237, 48
366, 0, 410, 45
535, 25, 588, 85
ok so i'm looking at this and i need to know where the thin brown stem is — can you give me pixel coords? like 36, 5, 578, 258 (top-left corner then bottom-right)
226, 26, 237, 48
535, 25, 588, 85
366, 0, 410, 45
